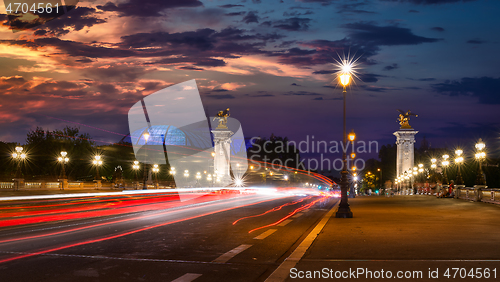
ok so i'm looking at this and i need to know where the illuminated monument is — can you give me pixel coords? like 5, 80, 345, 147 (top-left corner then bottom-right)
394, 110, 418, 180
212, 108, 233, 186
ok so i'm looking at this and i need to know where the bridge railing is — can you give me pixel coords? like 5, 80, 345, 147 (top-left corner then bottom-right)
454, 186, 500, 204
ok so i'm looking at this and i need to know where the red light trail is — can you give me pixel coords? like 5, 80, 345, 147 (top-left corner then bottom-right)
248, 196, 329, 234
0, 195, 289, 264
232, 196, 313, 225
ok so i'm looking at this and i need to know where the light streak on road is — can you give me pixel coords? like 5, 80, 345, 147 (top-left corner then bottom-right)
248, 196, 329, 233
232, 196, 313, 225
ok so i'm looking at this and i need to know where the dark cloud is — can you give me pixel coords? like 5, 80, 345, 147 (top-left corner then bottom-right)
273, 18, 311, 31
313, 70, 335, 74
252, 0, 262, 3
96, 0, 203, 17
432, 77, 500, 104
467, 39, 486, 44
284, 91, 322, 96
344, 22, 441, 46
337, 2, 377, 14
431, 27, 445, 32
358, 73, 385, 83
178, 66, 205, 71
283, 10, 314, 16
359, 85, 394, 92
219, 4, 245, 8
1, 37, 137, 58
291, 83, 302, 86
243, 12, 259, 23
207, 94, 236, 99
252, 93, 275, 97
297, 0, 336, 6
0, 76, 27, 91
417, 78, 436, 81
226, 12, 246, 16
409, 9, 419, 12
279, 38, 378, 67
383, 63, 399, 71
381, 0, 477, 4
33, 7, 106, 37
83, 65, 148, 81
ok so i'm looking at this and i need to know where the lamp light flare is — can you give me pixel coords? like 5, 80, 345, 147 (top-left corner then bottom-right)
334, 52, 361, 85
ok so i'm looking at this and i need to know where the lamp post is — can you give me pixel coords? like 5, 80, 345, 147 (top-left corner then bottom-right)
377, 168, 382, 192
184, 170, 189, 187
58, 151, 69, 179
93, 155, 103, 190
93, 155, 102, 180
454, 150, 464, 185
142, 132, 150, 190
475, 139, 486, 185
418, 163, 424, 194
335, 64, 353, 218
196, 172, 201, 187
152, 164, 159, 188
12, 146, 26, 191
441, 154, 450, 185
58, 151, 69, 190
348, 131, 356, 198
412, 167, 418, 194
133, 161, 140, 189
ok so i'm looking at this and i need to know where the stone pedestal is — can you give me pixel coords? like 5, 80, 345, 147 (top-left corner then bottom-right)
60, 179, 68, 190
211, 129, 233, 186
394, 129, 418, 178
454, 185, 465, 199
13, 178, 24, 191
474, 185, 487, 202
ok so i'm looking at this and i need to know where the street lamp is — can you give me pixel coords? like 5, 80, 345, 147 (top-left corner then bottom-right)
475, 139, 486, 185
441, 154, 450, 185
335, 63, 353, 218
196, 172, 201, 187
454, 149, 464, 185
58, 151, 69, 179
93, 155, 103, 180
152, 164, 159, 188
142, 132, 150, 190
184, 170, 189, 187
12, 146, 26, 190
133, 160, 140, 189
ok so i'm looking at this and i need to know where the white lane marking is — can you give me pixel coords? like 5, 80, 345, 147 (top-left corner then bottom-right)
254, 229, 277, 239
277, 219, 293, 227
291, 213, 303, 218
171, 273, 202, 282
264, 202, 338, 282
212, 244, 252, 263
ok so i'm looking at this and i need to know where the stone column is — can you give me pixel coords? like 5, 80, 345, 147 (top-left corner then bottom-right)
394, 129, 418, 194
211, 129, 233, 186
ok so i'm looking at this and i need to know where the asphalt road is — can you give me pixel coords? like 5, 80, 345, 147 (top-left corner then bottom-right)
0, 190, 338, 282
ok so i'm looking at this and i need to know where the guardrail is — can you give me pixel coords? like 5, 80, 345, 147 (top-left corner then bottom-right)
455, 186, 500, 205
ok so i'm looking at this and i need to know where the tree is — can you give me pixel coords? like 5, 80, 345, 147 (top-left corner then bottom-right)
378, 144, 396, 183
24, 126, 94, 180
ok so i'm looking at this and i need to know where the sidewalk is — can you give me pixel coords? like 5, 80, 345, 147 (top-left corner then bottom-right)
290, 196, 500, 281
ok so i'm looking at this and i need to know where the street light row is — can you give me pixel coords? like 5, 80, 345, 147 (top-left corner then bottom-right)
395, 139, 488, 187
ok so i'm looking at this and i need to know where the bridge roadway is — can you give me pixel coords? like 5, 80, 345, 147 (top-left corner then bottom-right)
0, 191, 499, 281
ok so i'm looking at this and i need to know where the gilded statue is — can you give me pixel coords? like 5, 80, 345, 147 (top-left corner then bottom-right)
213, 108, 230, 129
397, 109, 418, 129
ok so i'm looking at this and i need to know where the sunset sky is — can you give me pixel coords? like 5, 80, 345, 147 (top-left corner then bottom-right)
1, 0, 499, 162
